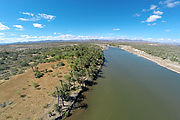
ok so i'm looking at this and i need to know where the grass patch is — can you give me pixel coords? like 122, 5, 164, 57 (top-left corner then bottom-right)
32, 82, 40, 89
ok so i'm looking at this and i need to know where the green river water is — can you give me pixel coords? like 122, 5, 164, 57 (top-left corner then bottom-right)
67, 47, 180, 120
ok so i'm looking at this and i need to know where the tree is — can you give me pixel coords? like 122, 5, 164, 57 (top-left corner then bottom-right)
64, 74, 71, 90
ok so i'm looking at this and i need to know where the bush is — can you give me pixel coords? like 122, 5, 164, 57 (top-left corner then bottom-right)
48, 70, 53, 72
20, 94, 26, 98
34, 71, 44, 78
51, 64, 55, 69
57, 62, 65, 67
54, 104, 60, 112
20, 62, 29, 67
0, 65, 9, 71
65, 111, 70, 117
32, 82, 39, 89
4, 77, 9, 80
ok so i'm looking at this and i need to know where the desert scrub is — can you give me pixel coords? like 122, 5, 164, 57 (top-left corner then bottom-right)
48, 69, 53, 72
65, 111, 70, 117
57, 62, 65, 67
20, 94, 26, 98
43, 103, 49, 108
32, 82, 40, 89
51, 64, 55, 69
34, 71, 44, 78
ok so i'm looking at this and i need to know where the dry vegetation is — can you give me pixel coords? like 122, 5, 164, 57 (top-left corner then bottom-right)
0, 60, 70, 120
0, 42, 104, 120
108, 42, 180, 64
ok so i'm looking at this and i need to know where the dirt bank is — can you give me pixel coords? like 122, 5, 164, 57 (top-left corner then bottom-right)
0, 60, 70, 120
119, 45, 180, 74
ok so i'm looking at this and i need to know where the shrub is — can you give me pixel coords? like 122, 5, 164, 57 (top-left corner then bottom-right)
51, 64, 55, 69
18, 70, 24, 74
43, 103, 49, 108
20, 94, 26, 98
20, 62, 29, 67
54, 104, 60, 112
57, 62, 65, 67
65, 111, 70, 117
44, 69, 48, 73
48, 70, 53, 72
34, 71, 44, 78
0, 65, 9, 71
32, 82, 39, 89
4, 77, 9, 80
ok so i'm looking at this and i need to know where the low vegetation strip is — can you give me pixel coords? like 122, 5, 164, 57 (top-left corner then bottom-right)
105, 42, 180, 74
109, 42, 180, 64
119, 45, 180, 74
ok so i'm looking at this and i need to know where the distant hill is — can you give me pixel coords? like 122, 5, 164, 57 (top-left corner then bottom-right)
0, 39, 179, 45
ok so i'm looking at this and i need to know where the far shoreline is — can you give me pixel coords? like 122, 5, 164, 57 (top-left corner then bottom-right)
118, 45, 180, 75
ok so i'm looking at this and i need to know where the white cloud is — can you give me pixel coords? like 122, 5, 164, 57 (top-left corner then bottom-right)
33, 23, 44, 28
18, 18, 29, 21
112, 28, 120, 31
0, 33, 4, 35
150, 5, 157, 10
0, 22, 10, 30
134, 13, 141, 17
38, 13, 56, 21
152, 23, 157, 26
18, 17, 40, 21
141, 5, 158, 13
0, 34, 180, 44
147, 23, 157, 26
21, 35, 29, 38
21, 12, 34, 16
13, 25, 23, 30
160, 0, 180, 7
142, 9, 147, 12
18, 12, 56, 22
54, 32, 62, 35
161, 20, 167, 22
145, 15, 162, 22
153, 11, 164, 15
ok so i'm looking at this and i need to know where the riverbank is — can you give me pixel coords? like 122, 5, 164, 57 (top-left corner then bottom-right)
119, 45, 180, 74
62, 47, 180, 120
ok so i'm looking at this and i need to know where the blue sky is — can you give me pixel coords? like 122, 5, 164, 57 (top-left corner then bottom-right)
0, 0, 180, 43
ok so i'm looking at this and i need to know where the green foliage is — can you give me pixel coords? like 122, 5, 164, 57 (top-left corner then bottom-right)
65, 111, 70, 117
54, 104, 60, 112
57, 62, 65, 67
48, 69, 53, 72
32, 82, 40, 89
64, 75, 71, 81
117, 42, 180, 63
20, 61, 29, 67
0, 43, 104, 82
4, 77, 10, 80
34, 71, 44, 78
51, 64, 55, 69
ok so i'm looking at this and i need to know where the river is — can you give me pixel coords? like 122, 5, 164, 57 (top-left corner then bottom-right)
67, 47, 180, 120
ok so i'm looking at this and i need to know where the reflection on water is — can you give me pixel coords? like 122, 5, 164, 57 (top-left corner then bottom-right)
67, 47, 180, 120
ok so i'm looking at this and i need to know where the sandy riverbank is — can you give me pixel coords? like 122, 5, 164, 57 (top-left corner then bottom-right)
119, 45, 180, 75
